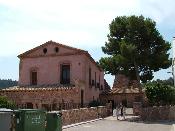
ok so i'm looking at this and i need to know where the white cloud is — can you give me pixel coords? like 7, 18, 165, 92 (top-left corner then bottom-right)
0, 0, 139, 13
140, 0, 175, 24
0, 0, 175, 57
0, 0, 140, 57
0, 30, 96, 56
0, 0, 174, 82
0, 0, 140, 27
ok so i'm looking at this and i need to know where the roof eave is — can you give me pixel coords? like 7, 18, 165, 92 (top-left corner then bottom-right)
17, 40, 87, 58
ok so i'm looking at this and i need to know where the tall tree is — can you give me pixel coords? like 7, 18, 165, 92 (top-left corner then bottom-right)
99, 15, 171, 85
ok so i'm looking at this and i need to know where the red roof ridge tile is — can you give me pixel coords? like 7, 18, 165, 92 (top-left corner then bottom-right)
0, 85, 77, 91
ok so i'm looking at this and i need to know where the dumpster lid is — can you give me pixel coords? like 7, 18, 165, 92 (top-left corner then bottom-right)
48, 111, 61, 113
15, 109, 46, 113
47, 111, 62, 114
47, 111, 62, 116
0, 108, 13, 112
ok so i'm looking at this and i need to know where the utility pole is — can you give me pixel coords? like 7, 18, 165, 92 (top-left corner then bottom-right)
172, 37, 175, 86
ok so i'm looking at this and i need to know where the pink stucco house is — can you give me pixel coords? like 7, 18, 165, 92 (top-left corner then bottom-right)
2, 40, 104, 109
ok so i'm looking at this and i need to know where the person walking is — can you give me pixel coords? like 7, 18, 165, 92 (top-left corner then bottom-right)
113, 108, 117, 117
116, 104, 120, 120
120, 105, 126, 120
116, 103, 122, 120
123, 105, 126, 120
121, 105, 123, 118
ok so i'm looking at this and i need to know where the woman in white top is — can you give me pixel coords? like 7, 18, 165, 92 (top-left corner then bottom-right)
116, 104, 121, 120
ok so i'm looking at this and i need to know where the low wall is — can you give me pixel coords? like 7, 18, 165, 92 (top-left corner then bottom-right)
133, 102, 175, 121
0, 87, 80, 110
61, 106, 109, 125
133, 102, 142, 116
141, 106, 175, 121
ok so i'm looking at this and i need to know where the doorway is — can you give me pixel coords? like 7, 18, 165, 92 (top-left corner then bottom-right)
108, 100, 115, 109
81, 90, 84, 108
26, 102, 33, 109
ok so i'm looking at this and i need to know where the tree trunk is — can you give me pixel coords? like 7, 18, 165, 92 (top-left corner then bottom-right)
133, 59, 142, 92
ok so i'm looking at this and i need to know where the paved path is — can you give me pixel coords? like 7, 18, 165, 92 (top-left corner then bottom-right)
63, 116, 174, 131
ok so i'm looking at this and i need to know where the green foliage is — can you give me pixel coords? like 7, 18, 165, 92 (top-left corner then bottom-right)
99, 15, 171, 83
0, 79, 18, 89
145, 82, 175, 105
154, 77, 174, 86
0, 96, 16, 109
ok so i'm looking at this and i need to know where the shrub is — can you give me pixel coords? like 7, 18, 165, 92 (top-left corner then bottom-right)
145, 82, 175, 106
0, 96, 16, 109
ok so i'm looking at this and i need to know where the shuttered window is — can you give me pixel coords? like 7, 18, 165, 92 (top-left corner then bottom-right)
61, 65, 70, 84
31, 71, 37, 85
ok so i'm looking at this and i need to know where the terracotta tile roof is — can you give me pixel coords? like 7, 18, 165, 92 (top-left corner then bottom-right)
110, 87, 144, 94
100, 90, 112, 95
0, 84, 76, 91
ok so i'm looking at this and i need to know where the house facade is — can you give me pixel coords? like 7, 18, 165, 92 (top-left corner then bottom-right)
0, 41, 105, 109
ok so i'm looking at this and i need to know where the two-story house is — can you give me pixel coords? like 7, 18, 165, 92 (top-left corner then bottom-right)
0, 40, 105, 110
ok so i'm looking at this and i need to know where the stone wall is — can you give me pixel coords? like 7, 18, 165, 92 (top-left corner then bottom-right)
100, 93, 144, 108
141, 106, 175, 121
133, 103, 175, 121
0, 87, 81, 110
61, 106, 110, 126
133, 102, 142, 116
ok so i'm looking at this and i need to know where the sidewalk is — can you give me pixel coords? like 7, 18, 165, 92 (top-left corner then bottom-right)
172, 124, 175, 131
63, 118, 103, 129
63, 116, 173, 131
63, 115, 140, 130
105, 115, 140, 121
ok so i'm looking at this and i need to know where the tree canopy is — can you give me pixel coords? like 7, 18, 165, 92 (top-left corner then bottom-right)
145, 82, 175, 105
152, 77, 174, 86
0, 79, 18, 89
99, 15, 171, 83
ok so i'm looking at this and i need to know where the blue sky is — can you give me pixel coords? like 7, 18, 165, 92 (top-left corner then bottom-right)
0, 0, 175, 86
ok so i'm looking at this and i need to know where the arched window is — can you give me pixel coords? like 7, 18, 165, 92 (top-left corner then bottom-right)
43, 48, 47, 54
55, 47, 59, 53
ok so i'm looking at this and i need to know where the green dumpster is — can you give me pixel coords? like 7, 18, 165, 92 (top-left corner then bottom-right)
14, 109, 46, 131
46, 112, 62, 131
